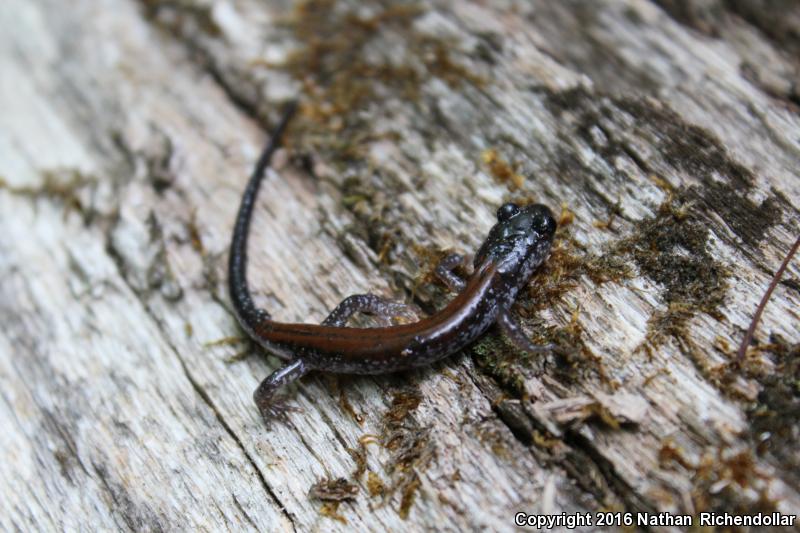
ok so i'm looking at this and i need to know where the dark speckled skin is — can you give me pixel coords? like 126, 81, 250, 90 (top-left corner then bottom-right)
229, 103, 557, 423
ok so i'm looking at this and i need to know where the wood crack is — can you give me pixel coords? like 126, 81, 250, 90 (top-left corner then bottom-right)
102, 223, 297, 531
178, 358, 297, 532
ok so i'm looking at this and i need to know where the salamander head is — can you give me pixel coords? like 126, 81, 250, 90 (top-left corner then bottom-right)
475, 202, 556, 280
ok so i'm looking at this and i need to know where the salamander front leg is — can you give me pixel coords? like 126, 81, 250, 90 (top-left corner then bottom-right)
253, 358, 308, 425
496, 310, 554, 354
435, 252, 469, 293
323, 293, 418, 327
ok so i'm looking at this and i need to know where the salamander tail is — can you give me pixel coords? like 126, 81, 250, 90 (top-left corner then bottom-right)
228, 101, 298, 328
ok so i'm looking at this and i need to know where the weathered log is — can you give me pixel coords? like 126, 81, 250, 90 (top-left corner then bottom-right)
1, 0, 798, 531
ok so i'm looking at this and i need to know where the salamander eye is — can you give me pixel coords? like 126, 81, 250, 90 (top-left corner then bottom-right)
497, 202, 520, 222
534, 207, 557, 236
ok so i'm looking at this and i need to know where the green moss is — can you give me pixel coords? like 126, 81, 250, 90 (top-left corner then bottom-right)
567, 191, 730, 381
628, 199, 723, 308
622, 194, 729, 348
465, 218, 635, 397
472, 335, 527, 397
308, 477, 359, 502
615, 97, 784, 249
248, 0, 487, 275
546, 87, 784, 250
0, 169, 97, 221
484, 191, 732, 390
542, 87, 774, 384
522, 234, 632, 313
278, 0, 487, 200
379, 389, 434, 519
663, 443, 778, 518
747, 334, 800, 486
481, 148, 525, 190
281, 0, 482, 160
141, 0, 223, 37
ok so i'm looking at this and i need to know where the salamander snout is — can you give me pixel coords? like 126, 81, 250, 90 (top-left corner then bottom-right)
496, 202, 556, 239
475, 201, 557, 271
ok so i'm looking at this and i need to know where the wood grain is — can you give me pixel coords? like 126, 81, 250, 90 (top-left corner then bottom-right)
1, 0, 798, 531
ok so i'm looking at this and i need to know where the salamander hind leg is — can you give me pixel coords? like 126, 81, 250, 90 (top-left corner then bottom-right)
253, 358, 308, 426
435, 252, 469, 293
496, 311, 554, 354
323, 293, 418, 327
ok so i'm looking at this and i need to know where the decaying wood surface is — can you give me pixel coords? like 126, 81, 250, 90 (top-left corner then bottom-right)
1, 0, 798, 531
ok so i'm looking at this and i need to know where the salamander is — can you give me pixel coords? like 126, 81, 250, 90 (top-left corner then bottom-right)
228, 102, 557, 423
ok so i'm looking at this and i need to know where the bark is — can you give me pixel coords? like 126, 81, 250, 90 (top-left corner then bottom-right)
1, 0, 798, 531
